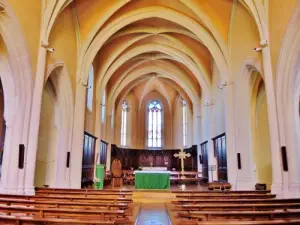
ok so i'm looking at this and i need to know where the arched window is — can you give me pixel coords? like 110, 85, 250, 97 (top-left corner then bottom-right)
86, 66, 94, 111
182, 100, 188, 146
147, 100, 162, 148
121, 101, 128, 146
101, 90, 106, 123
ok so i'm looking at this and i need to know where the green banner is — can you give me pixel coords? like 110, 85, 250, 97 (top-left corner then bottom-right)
94, 164, 105, 189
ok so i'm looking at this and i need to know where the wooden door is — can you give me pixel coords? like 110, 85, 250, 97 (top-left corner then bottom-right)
200, 141, 208, 180
213, 133, 227, 182
81, 132, 97, 187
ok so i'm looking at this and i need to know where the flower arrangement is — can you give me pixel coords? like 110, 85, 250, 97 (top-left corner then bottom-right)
93, 177, 101, 189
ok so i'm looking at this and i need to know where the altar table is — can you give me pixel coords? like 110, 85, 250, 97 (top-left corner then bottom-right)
135, 171, 170, 190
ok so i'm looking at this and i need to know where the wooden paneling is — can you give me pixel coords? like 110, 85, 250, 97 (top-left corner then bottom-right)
200, 141, 208, 180
100, 140, 108, 165
82, 132, 97, 187
111, 145, 198, 171
212, 133, 227, 182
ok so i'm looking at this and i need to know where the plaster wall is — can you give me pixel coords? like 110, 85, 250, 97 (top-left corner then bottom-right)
46, 7, 77, 98
229, 2, 261, 78
269, 0, 298, 76
7, 0, 41, 75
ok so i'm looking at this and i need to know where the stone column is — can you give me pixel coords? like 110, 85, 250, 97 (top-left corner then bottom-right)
207, 102, 218, 182
262, 46, 284, 196
70, 81, 87, 188
94, 100, 102, 165
224, 85, 238, 189
0, 112, 24, 194
24, 45, 48, 195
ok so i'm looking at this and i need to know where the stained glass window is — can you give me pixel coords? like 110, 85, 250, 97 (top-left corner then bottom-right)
121, 101, 128, 146
147, 101, 162, 148
182, 100, 188, 146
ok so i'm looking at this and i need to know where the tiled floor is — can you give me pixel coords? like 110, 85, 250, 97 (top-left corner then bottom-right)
135, 203, 171, 225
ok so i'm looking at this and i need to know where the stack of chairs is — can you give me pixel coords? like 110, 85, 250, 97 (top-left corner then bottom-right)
0, 187, 134, 224
171, 190, 300, 225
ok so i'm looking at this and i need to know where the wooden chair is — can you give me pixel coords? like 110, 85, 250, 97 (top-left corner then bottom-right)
111, 159, 123, 188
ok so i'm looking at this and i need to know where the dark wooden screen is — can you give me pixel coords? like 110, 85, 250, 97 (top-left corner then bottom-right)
200, 141, 208, 180
100, 140, 108, 164
81, 132, 97, 187
212, 133, 227, 182
111, 145, 198, 171
0, 80, 5, 169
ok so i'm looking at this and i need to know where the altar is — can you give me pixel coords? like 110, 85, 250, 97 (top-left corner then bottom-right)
135, 171, 170, 190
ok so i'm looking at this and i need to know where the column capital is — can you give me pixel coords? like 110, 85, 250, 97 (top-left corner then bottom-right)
41, 41, 49, 48
77, 78, 88, 87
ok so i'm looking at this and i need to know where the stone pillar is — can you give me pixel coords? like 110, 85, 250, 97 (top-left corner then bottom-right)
24, 46, 48, 195
53, 123, 70, 188
0, 112, 24, 194
94, 100, 102, 165
224, 85, 238, 189
70, 82, 86, 188
207, 102, 218, 182
262, 46, 284, 196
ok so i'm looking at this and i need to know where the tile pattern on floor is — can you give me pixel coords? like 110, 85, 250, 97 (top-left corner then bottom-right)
135, 203, 171, 225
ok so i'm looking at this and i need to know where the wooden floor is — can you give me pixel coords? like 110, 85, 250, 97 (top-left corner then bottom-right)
103, 184, 206, 224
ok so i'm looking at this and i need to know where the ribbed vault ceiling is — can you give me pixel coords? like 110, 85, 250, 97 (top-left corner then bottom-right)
57, 0, 253, 112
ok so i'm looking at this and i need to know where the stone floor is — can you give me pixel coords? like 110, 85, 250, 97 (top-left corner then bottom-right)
135, 203, 171, 225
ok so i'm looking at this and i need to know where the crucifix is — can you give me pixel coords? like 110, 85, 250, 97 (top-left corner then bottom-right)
174, 149, 191, 179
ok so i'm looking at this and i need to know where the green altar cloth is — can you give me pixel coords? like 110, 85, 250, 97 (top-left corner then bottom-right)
135, 171, 170, 190
94, 164, 104, 190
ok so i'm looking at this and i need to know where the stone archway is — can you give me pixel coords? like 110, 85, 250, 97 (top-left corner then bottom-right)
0, 1, 33, 194
276, 2, 300, 197
35, 64, 73, 188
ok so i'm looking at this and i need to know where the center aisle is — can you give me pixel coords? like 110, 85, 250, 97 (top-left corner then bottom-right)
135, 203, 171, 225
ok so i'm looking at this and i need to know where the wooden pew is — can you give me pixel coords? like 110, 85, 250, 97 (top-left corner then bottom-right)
0, 197, 130, 211
36, 187, 133, 193
208, 182, 232, 191
173, 198, 300, 205
174, 202, 300, 212
36, 191, 132, 198
0, 205, 127, 222
175, 193, 276, 199
0, 194, 133, 204
0, 215, 115, 224
172, 190, 271, 194
178, 210, 300, 221
177, 219, 300, 225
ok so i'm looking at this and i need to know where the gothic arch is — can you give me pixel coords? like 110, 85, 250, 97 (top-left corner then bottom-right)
276, 1, 300, 196
0, 0, 33, 194
37, 63, 73, 188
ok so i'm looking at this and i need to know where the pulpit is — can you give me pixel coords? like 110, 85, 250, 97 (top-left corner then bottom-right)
111, 159, 123, 188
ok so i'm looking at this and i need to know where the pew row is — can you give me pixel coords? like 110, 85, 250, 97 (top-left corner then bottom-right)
177, 219, 300, 225
36, 187, 133, 193
36, 191, 132, 198
171, 190, 271, 194
0, 215, 115, 225
178, 210, 300, 221
175, 193, 276, 199
0, 197, 130, 211
0, 194, 132, 204
0, 205, 129, 224
172, 198, 300, 205
173, 203, 300, 212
